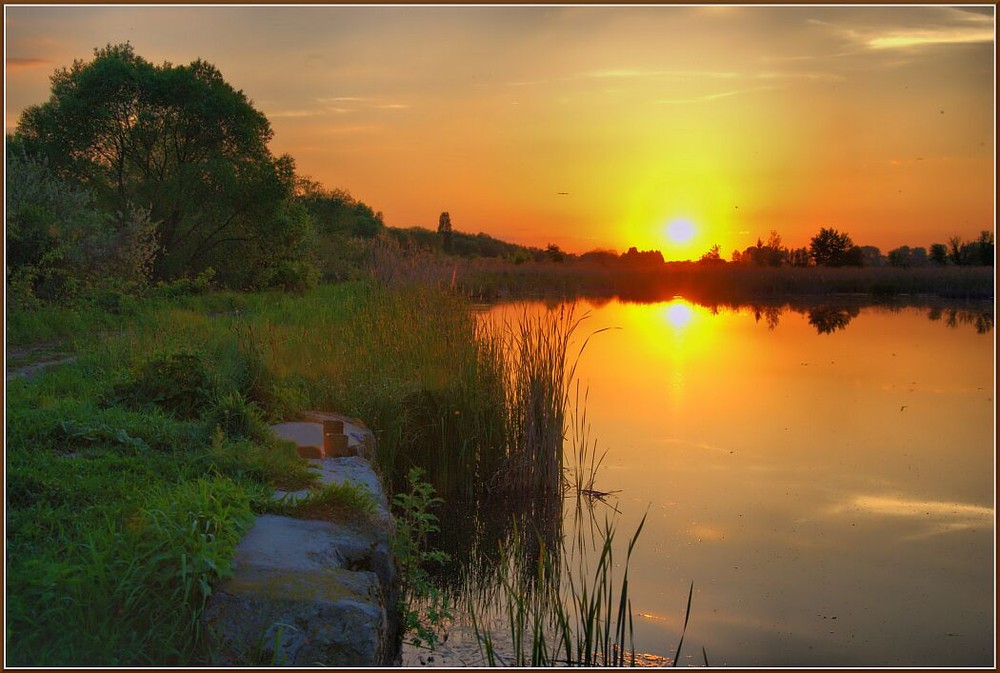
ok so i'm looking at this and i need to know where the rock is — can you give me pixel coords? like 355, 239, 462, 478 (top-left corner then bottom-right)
302, 411, 377, 461
204, 414, 401, 667
271, 416, 375, 461
203, 516, 399, 666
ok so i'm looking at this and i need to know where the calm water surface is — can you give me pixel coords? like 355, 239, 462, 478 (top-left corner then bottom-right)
406, 298, 995, 667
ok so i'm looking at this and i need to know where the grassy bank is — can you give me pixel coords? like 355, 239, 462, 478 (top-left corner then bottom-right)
6, 279, 583, 664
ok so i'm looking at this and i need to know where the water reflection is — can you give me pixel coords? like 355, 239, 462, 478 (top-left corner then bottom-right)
666, 298, 993, 335
417, 297, 994, 667
927, 306, 995, 334
427, 491, 564, 604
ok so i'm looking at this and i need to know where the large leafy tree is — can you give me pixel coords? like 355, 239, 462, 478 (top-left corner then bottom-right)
809, 227, 858, 267
13, 43, 313, 288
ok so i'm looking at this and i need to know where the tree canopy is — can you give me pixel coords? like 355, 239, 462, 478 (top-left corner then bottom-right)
810, 227, 861, 267
12, 43, 314, 289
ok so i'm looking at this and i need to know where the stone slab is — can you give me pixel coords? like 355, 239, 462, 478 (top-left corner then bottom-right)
204, 412, 401, 667
203, 565, 389, 666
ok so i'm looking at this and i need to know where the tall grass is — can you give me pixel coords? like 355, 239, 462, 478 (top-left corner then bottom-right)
470, 512, 653, 667
226, 282, 594, 499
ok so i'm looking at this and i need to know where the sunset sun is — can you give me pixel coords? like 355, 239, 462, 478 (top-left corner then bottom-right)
666, 218, 697, 245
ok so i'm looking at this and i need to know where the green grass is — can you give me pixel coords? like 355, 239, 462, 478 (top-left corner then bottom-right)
6, 277, 590, 665
270, 480, 379, 522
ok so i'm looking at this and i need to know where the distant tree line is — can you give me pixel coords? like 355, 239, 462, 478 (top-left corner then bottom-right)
724, 227, 993, 269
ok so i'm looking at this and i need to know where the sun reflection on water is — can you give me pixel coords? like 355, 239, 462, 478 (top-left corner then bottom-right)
662, 299, 695, 330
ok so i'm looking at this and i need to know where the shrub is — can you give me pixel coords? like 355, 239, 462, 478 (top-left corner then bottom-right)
112, 349, 214, 419
205, 391, 267, 441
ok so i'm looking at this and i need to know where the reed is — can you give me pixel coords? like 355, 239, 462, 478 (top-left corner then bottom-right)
469, 512, 649, 667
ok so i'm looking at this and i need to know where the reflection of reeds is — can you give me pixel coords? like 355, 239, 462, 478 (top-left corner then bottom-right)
469, 511, 652, 667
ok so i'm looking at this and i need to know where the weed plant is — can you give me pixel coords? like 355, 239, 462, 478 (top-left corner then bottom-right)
391, 468, 453, 650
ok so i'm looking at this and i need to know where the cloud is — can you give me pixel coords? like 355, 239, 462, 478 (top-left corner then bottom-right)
6, 56, 49, 69
582, 68, 739, 80
586, 68, 657, 79
754, 70, 845, 82
268, 109, 324, 118
655, 86, 773, 105
867, 28, 994, 49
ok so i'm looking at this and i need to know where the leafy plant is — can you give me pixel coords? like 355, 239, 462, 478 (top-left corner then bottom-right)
205, 391, 267, 441
112, 349, 214, 419
391, 467, 452, 650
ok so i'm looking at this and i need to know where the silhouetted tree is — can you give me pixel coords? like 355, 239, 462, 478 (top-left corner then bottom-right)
974, 230, 994, 266
438, 211, 453, 253
579, 249, 620, 265
699, 244, 724, 264
860, 245, 885, 267
887, 245, 926, 268
947, 236, 967, 266
788, 247, 811, 267
621, 246, 664, 266
545, 243, 565, 262
810, 227, 855, 266
929, 243, 948, 266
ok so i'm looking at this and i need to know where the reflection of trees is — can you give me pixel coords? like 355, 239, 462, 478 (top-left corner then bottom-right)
751, 304, 783, 330
928, 307, 994, 334
807, 306, 861, 334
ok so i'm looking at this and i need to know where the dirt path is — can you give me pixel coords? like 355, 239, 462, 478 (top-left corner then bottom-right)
5, 342, 78, 382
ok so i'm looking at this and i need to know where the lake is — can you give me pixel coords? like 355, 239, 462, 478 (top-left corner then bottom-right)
403, 297, 995, 667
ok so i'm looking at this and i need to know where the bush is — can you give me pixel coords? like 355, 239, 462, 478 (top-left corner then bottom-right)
263, 259, 320, 295
204, 391, 267, 441
112, 349, 214, 419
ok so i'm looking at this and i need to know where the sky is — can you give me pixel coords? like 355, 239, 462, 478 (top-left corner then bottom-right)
4, 4, 996, 260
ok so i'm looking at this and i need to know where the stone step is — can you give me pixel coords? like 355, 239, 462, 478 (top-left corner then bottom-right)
202, 414, 400, 666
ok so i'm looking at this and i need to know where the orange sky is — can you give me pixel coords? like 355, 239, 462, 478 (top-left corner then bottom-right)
4, 5, 995, 260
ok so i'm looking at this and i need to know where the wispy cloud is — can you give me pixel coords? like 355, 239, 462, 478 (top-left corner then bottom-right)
268, 109, 324, 119
867, 28, 994, 50
655, 86, 773, 106
582, 68, 739, 80
755, 70, 845, 82
586, 68, 658, 79
315, 96, 368, 103
6, 56, 49, 69
656, 90, 742, 105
